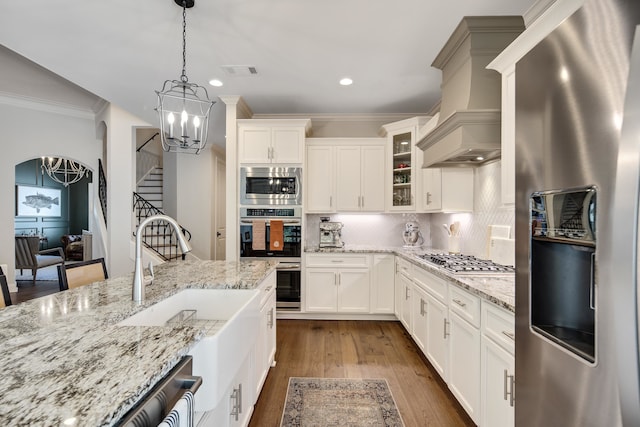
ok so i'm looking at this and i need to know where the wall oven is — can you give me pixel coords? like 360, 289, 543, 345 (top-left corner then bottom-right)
240, 207, 302, 310
240, 167, 302, 206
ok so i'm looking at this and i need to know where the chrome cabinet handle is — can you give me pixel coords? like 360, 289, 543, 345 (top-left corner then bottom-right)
420, 298, 426, 316
268, 307, 274, 328
444, 318, 450, 338
426, 192, 431, 205
230, 383, 243, 420
330, 195, 333, 207
452, 299, 466, 307
504, 370, 515, 407
405, 286, 410, 300
502, 331, 515, 340
331, 259, 344, 263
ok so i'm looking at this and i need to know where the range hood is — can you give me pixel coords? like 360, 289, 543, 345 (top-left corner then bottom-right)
417, 16, 524, 167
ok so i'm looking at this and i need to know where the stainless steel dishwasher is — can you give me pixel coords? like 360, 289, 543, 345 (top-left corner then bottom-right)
118, 356, 202, 427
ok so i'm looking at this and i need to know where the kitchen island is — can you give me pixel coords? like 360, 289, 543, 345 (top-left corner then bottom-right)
0, 259, 278, 427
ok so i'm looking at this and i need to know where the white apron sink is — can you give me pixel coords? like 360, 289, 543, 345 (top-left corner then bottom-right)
118, 288, 261, 411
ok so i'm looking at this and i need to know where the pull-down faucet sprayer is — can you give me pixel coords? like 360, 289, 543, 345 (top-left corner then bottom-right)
133, 214, 192, 303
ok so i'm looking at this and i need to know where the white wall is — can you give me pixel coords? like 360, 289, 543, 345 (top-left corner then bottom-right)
97, 103, 149, 277
1, 99, 101, 288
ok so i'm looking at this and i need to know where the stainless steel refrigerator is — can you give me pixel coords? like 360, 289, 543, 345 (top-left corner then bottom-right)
515, 0, 640, 425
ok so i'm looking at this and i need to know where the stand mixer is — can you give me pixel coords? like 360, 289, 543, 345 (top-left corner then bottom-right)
403, 221, 423, 247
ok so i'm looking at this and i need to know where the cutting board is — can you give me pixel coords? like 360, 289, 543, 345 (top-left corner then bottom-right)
489, 237, 515, 267
488, 225, 511, 239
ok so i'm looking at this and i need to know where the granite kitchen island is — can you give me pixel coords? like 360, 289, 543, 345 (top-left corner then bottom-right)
0, 259, 278, 426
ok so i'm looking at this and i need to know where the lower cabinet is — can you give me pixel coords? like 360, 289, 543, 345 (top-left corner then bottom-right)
305, 253, 397, 314
398, 257, 515, 426
371, 254, 395, 314
480, 302, 515, 427
255, 281, 276, 397
305, 267, 370, 313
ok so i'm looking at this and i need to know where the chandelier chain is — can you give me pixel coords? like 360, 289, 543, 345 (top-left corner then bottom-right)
181, 1, 188, 83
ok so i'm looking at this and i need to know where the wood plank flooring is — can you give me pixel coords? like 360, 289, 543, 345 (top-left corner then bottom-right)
249, 319, 474, 427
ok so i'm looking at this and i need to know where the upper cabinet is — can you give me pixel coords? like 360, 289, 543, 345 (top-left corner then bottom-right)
381, 117, 430, 212
305, 138, 385, 213
238, 119, 311, 165
421, 168, 474, 213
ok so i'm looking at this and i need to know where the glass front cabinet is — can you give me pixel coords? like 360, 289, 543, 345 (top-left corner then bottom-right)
382, 117, 430, 211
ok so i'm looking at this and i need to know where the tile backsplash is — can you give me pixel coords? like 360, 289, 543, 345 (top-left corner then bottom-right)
305, 160, 514, 259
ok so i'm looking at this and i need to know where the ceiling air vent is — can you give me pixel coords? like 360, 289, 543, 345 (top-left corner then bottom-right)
221, 65, 258, 76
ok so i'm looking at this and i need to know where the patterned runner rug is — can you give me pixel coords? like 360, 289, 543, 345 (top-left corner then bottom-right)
280, 377, 405, 427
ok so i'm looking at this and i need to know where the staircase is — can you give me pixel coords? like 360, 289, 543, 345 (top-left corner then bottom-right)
133, 182, 191, 262
136, 167, 164, 211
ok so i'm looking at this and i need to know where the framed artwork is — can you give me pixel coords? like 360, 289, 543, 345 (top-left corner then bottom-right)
16, 185, 62, 217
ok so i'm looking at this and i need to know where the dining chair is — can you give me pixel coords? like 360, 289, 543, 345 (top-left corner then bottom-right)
15, 235, 65, 284
57, 258, 108, 291
0, 274, 12, 308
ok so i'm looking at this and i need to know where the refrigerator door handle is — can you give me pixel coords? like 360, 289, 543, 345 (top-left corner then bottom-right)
590, 252, 596, 310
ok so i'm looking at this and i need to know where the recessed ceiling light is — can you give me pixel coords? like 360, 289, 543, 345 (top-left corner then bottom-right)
400, 141, 409, 145
209, 79, 223, 87
339, 77, 353, 86
475, 156, 485, 161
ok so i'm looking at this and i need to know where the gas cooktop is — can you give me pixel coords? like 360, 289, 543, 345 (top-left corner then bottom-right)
419, 253, 515, 274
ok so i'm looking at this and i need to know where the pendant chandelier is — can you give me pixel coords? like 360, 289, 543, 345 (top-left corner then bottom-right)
41, 157, 87, 187
155, 0, 215, 155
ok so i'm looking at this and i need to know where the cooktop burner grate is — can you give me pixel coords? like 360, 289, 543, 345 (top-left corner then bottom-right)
419, 253, 515, 274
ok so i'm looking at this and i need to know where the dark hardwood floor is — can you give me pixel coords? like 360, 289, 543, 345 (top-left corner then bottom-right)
249, 319, 474, 427
11, 280, 60, 304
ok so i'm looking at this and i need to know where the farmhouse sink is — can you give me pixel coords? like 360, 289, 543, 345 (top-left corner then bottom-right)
118, 288, 261, 411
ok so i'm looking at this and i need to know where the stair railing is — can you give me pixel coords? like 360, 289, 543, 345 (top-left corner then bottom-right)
98, 159, 107, 228
133, 192, 192, 261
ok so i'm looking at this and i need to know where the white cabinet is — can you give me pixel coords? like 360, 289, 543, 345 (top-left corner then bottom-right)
425, 291, 449, 381
238, 119, 310, 164
305, 145, 335, 212
381, 117, 430, 212
255, 274, 276, 398
305, 139, 385, 213
335, 144, 385, 211
371, 254, 395, 314
448, 286, 481, 424
411, 282, 429, 353
481, 302, 515, 427
304, 254, 370, 313
421, 168, 474, 213
394, 257, 413, 330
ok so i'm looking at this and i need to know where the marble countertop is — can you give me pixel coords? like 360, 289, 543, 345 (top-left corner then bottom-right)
0, 259, 278, 427
305, 245, 515, 312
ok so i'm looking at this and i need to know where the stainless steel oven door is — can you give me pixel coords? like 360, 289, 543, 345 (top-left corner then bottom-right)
239, 217, 302, 258
240, 167, 302, 205
276, 262, 301, 310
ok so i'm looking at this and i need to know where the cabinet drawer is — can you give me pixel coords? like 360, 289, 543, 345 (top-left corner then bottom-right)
306, 253, 370, 267
449, 286, 480, 328
482, 301, 515, 354
396, 257, 412, 277
412, 266, 448, 302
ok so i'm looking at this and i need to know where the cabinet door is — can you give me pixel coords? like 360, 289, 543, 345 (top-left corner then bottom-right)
422, 168, 443, 211
360, 145, 385, 211
337, 269, 370, 313
266, 290, 277, 368
397, 272, 412, 331
449, 311, 481, 423
394, 262, 403, 318
426, 292, 449, 381
371, 254, 395, 314
481, 336, 515, 427
239, 126, 271, 164
335, 146, 362, 211
412, 284, 429, 353
305, 269, 338, 312
306, 145, 335, 212
272, 127, 304, 164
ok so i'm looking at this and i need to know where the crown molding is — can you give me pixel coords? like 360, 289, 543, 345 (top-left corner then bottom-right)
0, 92, 96, 120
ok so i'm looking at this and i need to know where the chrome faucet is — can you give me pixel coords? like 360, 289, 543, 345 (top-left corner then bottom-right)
133, 214, 192, 303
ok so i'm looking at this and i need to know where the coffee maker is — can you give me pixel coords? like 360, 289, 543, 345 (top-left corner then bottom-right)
403, 221, 423, 248
319, 218, 344, 248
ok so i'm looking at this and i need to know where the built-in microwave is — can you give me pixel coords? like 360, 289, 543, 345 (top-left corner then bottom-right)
240, 167, 302, 205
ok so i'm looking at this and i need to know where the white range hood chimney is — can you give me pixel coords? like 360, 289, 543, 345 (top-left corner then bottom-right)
417, 16, 524, 167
